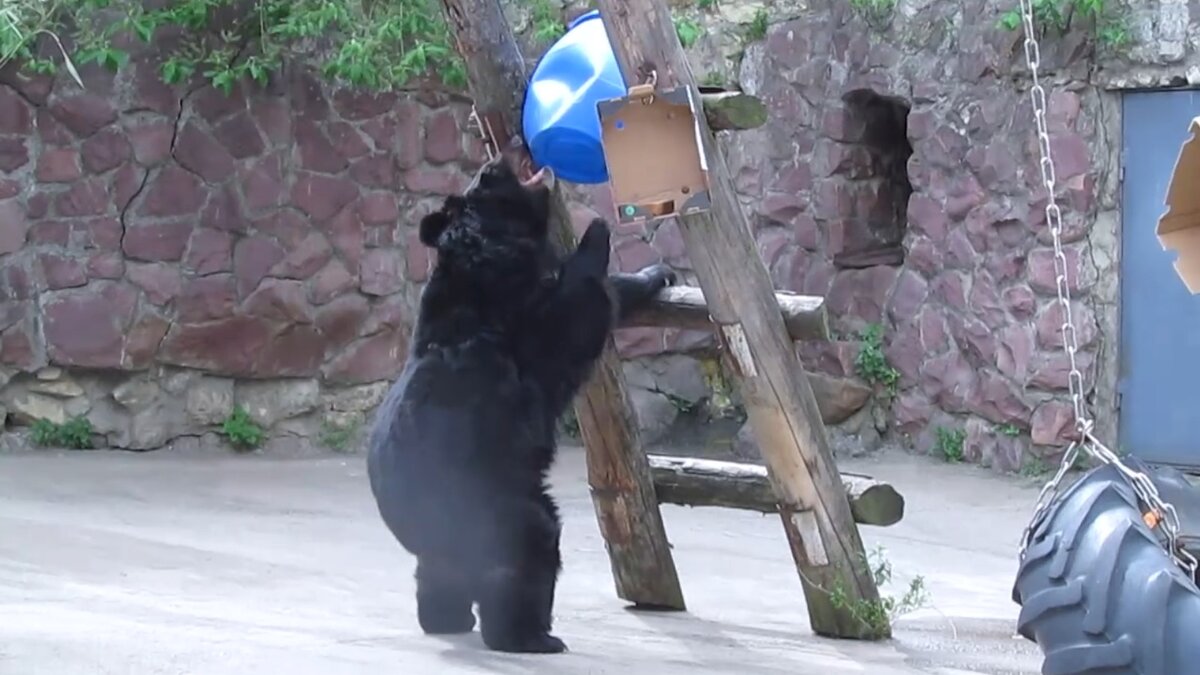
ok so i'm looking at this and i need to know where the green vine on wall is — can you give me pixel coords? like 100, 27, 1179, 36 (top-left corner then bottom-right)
0, 0, 496, 94
997, 0, 1131, 51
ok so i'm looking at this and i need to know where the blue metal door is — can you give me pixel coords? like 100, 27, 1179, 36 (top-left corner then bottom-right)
1120, 89, 1200, 467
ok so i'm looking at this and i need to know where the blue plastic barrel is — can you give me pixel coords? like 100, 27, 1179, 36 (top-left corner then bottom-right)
522, 10, 626, 185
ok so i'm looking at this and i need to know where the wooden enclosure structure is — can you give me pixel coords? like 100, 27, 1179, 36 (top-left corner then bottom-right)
438, 0, 896, 639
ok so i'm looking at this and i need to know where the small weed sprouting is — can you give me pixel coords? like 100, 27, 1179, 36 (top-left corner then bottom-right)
1022, 451, 1088, 480
529, 0, 566, 44
674, 17, 703, 48
701, 71, 725, 87
557, 408, 581, 439
221, 406, 265, 451
663, 392, 700, 415
934, 427, 966, 463
30, 419, 59, 447
997, 423, 1021, 437
829, 545, 930, 636
29, 416, 94, 449
849, 0, 896, 28
1021, 456, 1051, 479
697, 0, 716, 9
743, 8, 768, 41
59, 416, 94, 449
1070, 451, 1090, 471
320, 418, 361, 452
854, 324, 900, 396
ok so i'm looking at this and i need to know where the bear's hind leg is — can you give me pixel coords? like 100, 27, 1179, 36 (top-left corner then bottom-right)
416, 556, 477, 634
477, 500, 566, 654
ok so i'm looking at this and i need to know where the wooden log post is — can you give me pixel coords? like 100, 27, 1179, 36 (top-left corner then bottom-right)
438, 0, 685, 610
594, 0, 888, 638
647, 456, 906, 528
624, 286, 829, 340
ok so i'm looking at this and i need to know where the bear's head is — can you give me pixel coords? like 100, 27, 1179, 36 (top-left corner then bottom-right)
418, 151, 553, 259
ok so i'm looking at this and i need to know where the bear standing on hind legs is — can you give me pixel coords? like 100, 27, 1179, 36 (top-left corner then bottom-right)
366, 146, 676, 654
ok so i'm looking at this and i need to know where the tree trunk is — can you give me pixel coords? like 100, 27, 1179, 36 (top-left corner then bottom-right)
438, 0, 685, 610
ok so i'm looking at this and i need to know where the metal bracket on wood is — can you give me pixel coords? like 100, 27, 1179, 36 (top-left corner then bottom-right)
467, 105, 512, 160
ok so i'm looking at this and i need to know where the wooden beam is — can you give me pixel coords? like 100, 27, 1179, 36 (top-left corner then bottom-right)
622, 286, 829, 340
594, 0, 888, 639
439, 0, 685, 610
647, 456, 905, 527
700, 91, 767, 131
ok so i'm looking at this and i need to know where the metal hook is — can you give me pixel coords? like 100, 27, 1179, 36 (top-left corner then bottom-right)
468, 104, 498, 161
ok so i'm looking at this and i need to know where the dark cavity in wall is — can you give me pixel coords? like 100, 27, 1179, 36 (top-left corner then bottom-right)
833, 89, 914, 269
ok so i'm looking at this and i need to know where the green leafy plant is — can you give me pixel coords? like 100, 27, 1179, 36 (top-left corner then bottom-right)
997, 422, 1021, 437
1, 0, 467, 96
674, 17, 702, 48
934, 426, 966, 463
221, 405, 265, 451
29, 416, 94, 449
701, 357, 745, 421
849, 0, 895, 28
663, 392, 700, 415
743, 8, 769, 41
319, 417, 361, 452
701, 71, 724, 87
931, 425, 969, 461
854, 324, 900, 396
59, 416, 94, 449
528, 0, 565, 44
696, 0, 716, 10
1020, 456, 1051, 478
1070, 451, 1089, 471
557, 407, 581, 439
997, 0, 1131, 50
829, 545, 930, 636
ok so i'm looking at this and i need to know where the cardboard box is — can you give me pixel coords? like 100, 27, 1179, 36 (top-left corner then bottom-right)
596, 84, 711, 226
1159, 116, 1200, 293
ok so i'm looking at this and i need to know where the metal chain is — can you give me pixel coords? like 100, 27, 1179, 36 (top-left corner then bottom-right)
1013, 0, 1198, 577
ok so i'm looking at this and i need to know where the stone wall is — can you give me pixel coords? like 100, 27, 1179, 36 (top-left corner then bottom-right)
570, 0, 1200, 469
4, 0, 1200, 467
0, 54, 494, 449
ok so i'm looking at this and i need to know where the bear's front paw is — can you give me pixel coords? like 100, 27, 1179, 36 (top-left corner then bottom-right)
572, 218, 611, 276
580, 218, 611, 251
639, 263, 677, 290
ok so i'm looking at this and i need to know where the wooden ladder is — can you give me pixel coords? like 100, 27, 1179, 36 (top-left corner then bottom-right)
438, 0, 896, 638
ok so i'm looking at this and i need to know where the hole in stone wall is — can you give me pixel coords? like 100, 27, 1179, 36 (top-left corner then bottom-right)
833, 89, 914, 269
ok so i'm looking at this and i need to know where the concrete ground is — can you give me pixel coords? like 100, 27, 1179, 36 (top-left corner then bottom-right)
0, 445, 1044, 674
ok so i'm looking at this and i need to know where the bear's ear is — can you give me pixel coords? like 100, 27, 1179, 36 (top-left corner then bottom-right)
418, 211, 450, 247
418, 196, 467, 247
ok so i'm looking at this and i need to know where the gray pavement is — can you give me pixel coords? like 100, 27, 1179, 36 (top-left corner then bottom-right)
0, 446, 1044, 674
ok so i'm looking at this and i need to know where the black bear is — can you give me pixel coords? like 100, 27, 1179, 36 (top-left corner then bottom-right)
367, 149, 676, 654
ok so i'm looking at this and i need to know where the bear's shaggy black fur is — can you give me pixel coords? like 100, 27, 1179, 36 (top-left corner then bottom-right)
367, 152, 675, 654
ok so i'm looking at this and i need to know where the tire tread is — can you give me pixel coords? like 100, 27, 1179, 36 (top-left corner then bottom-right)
1012, 467, 1200, 675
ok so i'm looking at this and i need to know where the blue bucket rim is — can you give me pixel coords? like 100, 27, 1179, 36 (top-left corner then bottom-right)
567, 9, 601, 31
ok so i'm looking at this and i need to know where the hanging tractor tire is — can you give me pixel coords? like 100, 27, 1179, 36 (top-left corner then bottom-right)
1012, 461, 1200, 675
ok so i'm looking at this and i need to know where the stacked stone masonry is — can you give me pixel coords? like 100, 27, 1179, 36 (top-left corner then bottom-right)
0, 54, 499, 449
2, 0, 1197, 468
